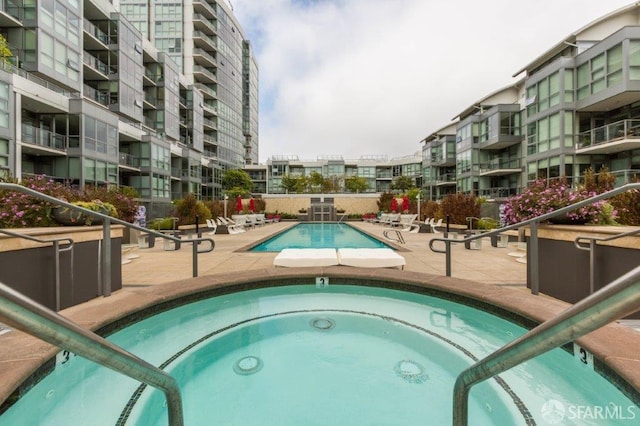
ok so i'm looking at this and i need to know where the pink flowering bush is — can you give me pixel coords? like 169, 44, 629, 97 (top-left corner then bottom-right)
0, 175, 139, 228
502, 179, 614, 225
0, 175, 76, 227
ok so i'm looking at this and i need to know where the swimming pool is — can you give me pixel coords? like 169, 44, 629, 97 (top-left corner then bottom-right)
250, 223, 391, 251
2, 282, 636, 425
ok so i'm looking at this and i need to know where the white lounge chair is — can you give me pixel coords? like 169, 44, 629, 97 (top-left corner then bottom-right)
337, 248, 406, 269
273, 248, 339, 267
205, 219, 217, 235
431, 218, 443, 233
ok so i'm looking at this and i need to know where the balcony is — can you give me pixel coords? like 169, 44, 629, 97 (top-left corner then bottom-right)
1, 0, 23, 27
576, 119, 640, 154
479, 158, 521, 176
193, 0, 217, 20
21, 124, 67, 155
194, 83, 216, 100
478, 187, 519, 199
193, 13, 217, 36
83, 51, 114, 80
83, 18, 110, 49
193, 31, 217, 52
203, 118, 217, 130
435, 173, 456, 186
118, 153, 139, 171
193, 65, 217, 86
193, 48, 218, 69
83, 85, 110, 106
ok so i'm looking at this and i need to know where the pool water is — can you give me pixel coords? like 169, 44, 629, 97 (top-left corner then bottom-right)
249, 223, 390, 251
1, 285, 636, 425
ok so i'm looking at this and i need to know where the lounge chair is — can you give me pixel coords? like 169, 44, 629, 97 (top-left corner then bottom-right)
218, 217, 246, 234
431, 218, 443, 233
337, 248, 406, 269
205, 219, 217, 235
273, 248, 339, 267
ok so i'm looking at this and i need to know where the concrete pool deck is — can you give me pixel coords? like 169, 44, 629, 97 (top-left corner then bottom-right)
1, 220, 640, 411
121, 221, 529, 287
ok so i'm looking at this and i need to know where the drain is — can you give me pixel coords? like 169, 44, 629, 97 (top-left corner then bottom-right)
233, 356, 263, 375
394, 360, 428, 384
310, 318, 335, 331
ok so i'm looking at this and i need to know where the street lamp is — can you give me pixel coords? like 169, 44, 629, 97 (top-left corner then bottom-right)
417, 193, 421, 220
224, 194, 228, 219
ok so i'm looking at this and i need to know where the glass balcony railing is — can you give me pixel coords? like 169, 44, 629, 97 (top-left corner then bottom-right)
479, 158, 521, 173
577, 119, 640, 149
22, 124, 67, 151
118, 153, 137, 168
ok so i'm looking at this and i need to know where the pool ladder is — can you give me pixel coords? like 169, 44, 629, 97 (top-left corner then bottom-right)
453, 266, 640, 425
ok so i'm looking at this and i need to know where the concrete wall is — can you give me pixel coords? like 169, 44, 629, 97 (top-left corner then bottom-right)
0, 227, 123, 311
262, 194, 380, 215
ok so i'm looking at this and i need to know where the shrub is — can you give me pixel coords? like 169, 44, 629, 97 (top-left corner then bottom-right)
477, 217, 499, 229
422, 200, 439, 220
376, 192, 395, 212
80, 185, 139, 223
148, 217, 176, 230
172, 193, 211, 225
610, 185, 640, 225
204, 200, 225, 219
0, 175, 76, 227
439, 193, 481, 225
502, 178, 612, 225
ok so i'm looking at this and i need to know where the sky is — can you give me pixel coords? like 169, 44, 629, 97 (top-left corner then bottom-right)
230, 0, 633, 163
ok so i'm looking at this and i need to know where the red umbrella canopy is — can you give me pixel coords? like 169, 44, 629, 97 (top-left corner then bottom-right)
401, 195, 410, 212
236, 195, 243, 213
249, 198, 255, 212
390, 197, 398, 212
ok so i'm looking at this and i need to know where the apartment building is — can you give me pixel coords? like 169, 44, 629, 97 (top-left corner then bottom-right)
0, 0, 257, 217
249, 4, 640, 200
256, 154, 422, 195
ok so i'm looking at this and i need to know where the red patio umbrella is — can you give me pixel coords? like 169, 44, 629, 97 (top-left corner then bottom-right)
401, 195, 410, 212
249, 198, 255, 213
236, 195, 243, 213
390, 197, 398, 213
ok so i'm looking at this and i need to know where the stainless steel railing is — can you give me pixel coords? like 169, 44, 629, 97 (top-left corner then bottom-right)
0, 281, 184, 425
0, 229, 73, 311
0, 183, 215, 297
429, 183, 640, 294
452, 265, 640, 425
574, 227, 640, 294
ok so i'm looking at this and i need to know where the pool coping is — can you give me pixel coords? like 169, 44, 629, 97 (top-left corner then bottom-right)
1, 267, 639, 413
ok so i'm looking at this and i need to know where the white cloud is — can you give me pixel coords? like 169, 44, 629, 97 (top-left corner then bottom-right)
232, 0, 633, 162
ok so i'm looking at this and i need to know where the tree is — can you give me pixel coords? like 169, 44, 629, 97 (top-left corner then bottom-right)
391, 175, 415, 192
222, 169, 253, 197
344, 175, 369, 193
0, 34, 13, 64
280, 174, 306, 193
307, 171, 326, 193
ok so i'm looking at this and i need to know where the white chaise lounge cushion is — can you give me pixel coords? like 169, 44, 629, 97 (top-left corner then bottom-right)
273, 248, 339, 267
337, 248, 406, 269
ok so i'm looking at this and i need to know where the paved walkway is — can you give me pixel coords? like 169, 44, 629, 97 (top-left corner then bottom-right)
122, 221, 528, 288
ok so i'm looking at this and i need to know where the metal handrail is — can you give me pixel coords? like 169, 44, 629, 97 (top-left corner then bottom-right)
0, 281, 184, 425
0, 229, 73, 311
0, 183, 215, 296
574, 227, 640, 294
429, 183, 640, 293
453, 265, 640, 425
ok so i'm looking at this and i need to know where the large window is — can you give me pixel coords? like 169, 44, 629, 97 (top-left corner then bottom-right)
631, 41, 640, 80
0, 138, 8, 177
577, 43, 624, 100
0, 82, 8, 128
526, 71, 560, 115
